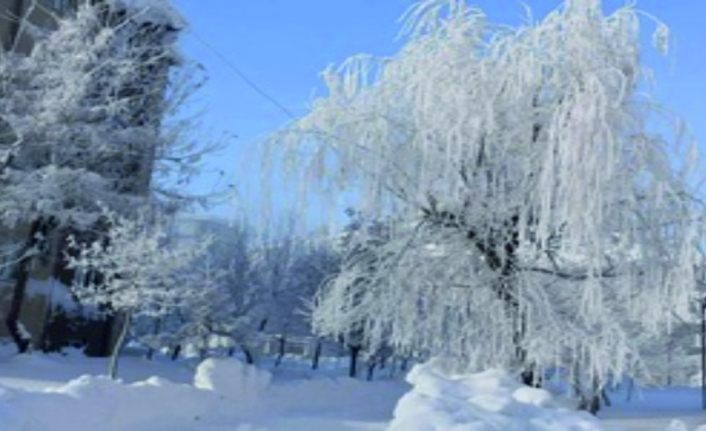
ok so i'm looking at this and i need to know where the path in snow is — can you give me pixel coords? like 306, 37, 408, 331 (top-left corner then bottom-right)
603, 415, 706, 431
600, 385, 706, 430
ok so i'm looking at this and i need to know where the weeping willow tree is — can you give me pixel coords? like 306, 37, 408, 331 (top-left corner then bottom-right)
270, 0, 700, 408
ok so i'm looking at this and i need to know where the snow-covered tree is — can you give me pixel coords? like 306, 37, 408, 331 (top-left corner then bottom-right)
272, 0, 701, 409
248, 225, 339, 365
134, 220, 264, 363
137, 254, 230, 359
0, 0, 209, 352
67, 208, 205, 378
312, 210, 394, 376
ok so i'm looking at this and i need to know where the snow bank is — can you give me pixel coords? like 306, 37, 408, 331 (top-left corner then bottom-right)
0, 357, 406, 430
0, 375, 216, 431
0, 359, 261, 430
194, 357, 271, 405
388, 360, 606, 431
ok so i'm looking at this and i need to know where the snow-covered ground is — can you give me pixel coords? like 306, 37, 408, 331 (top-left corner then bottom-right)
0, 349, 703, 430
0, 350, 407, 430
600, 386, 706, 431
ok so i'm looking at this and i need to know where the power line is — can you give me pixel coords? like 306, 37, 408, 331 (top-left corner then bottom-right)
187, 29, 297, 121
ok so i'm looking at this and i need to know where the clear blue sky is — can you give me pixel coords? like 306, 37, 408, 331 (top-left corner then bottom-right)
171, 0, 706, 220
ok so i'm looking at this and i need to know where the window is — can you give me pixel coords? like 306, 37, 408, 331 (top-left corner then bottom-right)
42, 0, 73, 13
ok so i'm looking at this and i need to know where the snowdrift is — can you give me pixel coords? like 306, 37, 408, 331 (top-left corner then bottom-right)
388, 360, 606, 431
0, 375, 215, 431
0, 357, 403, 430
0, 359, 268, 430
5, 356, 700, 430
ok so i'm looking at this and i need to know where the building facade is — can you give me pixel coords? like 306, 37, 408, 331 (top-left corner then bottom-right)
0, 0, 178, 355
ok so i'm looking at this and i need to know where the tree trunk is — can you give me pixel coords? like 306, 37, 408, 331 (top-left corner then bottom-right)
521, 365, 542, 388
588, 375, 602, 415
6, 220, 43, 354
170, 344, 181, 361
108, 310, 132, 379
574, 371, 602, 415
666, 337, 673, 386
625, 377, 634, 402
241, 344, 254, 364
274, 336, 285, 367
601, 388, 611, 407
388, 357, 397, 378
311, 339, 322, 370
366, 359, 376, 381
349, 345, 361, 378
145, 318, 161, 360
588, 394, 601, 415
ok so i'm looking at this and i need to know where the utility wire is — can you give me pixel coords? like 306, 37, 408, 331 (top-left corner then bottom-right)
187, 29, 297, 121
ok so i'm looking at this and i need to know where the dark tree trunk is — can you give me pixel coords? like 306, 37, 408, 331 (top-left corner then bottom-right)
426, 205, 527, 372
366, 359, 376, 381
227, 347, 235, 357
574, 370, 603, 415
170, 344, 181, 361
349, 345, 361, 378
400, 357, 409, 372
388, 357, 398, 378
241, 344, 254, 364
588, 394, 601, 415
109, 311, 132, 379
274, 336, 285, 367
601, 388, 612, 407
521, 366, 542, 388
311, 339, 322, 370
6, 220, 43, 354
588, 375, 603, 415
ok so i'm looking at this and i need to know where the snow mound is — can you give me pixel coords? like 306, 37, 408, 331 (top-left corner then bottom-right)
0, 357, 406, 430
0, 375, 215, 431
194, 358, 272, 401
388, 360, 606, 431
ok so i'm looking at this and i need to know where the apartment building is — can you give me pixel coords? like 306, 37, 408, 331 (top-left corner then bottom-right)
0, 0, 179, 355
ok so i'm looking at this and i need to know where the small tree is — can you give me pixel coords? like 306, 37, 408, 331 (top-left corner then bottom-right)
67, 209, 204, 379
152, 220, 263, 362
